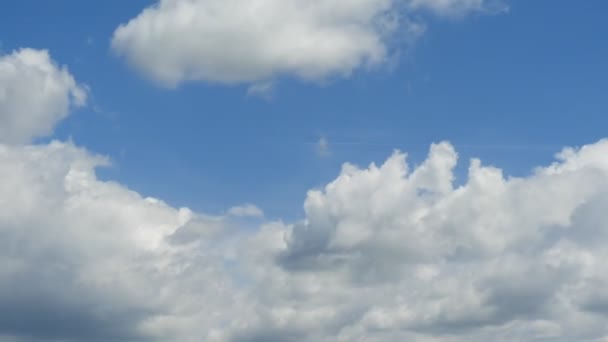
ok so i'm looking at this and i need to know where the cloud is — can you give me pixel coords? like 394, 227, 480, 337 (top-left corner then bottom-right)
0, 49, 86, 144
0, 140, 252, 341
270, 140, 608, 340
228, 204, 265, 218
409, 0, 508, 16
0, 141, 179, 340
111, 0, 503, 88
6, 43, 608, 342
246, 82, 275, 100
317, 136, 331, 157
4, 136, 608, 341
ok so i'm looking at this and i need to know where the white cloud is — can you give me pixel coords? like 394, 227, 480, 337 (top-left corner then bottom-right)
228, 203, 264, 218
111, 0, 503, 87
270, 140, 608, 340
4, 44, 608, 341
0, 140, 247, 341
4, 137, 608, 341
0, 49, 86, 144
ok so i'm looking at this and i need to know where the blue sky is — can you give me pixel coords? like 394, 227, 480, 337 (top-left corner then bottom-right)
1, 0, 607, 220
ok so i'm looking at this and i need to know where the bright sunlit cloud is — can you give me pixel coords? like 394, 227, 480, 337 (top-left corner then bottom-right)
112, 0, 504, 87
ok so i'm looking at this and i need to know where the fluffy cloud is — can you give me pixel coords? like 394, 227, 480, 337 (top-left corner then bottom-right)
0, 49, 86, 144
4, 136, 608, 341
0, 141, 250, 341
229, 140, 608, 341
112, 0, 503, 87
273, 141, 608, 340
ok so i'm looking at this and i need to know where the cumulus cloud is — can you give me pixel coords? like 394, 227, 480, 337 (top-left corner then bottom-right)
0, 140, 251, 341
4, 135, 608, 341
0, 49, 86, 144
3, 45, 608, 341
111, 0, 504, 87
268, 140, 608, 341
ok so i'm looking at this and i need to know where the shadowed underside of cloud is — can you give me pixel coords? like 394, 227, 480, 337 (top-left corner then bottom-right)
111, 0, 506, 88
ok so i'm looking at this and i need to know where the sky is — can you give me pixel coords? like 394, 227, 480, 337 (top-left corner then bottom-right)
1, 0, 608, 341
2, 0, 606, 220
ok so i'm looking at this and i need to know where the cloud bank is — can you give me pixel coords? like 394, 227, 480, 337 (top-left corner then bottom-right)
4, 137, 608, 341
5, 49, 608, 341
112, 0, 504, 87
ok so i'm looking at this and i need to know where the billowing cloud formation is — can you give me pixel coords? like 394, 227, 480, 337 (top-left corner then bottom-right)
0, 49, 86, 144
112, 0, 503, 87
4, 136, 608, 340
276, 142, 608, 340
0, 141, 247, 341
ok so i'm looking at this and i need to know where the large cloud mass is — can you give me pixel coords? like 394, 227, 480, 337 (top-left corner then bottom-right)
3, 137, 608, 341
111, 0, 503, 87
4, 44, 608, 342
0, 49, 86, 144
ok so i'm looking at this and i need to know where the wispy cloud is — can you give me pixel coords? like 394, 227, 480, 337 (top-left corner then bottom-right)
316, 136, 331, 157
227, 203, 264, 218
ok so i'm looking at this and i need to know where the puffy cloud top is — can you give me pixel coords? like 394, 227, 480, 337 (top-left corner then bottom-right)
0, 49, 86, 144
